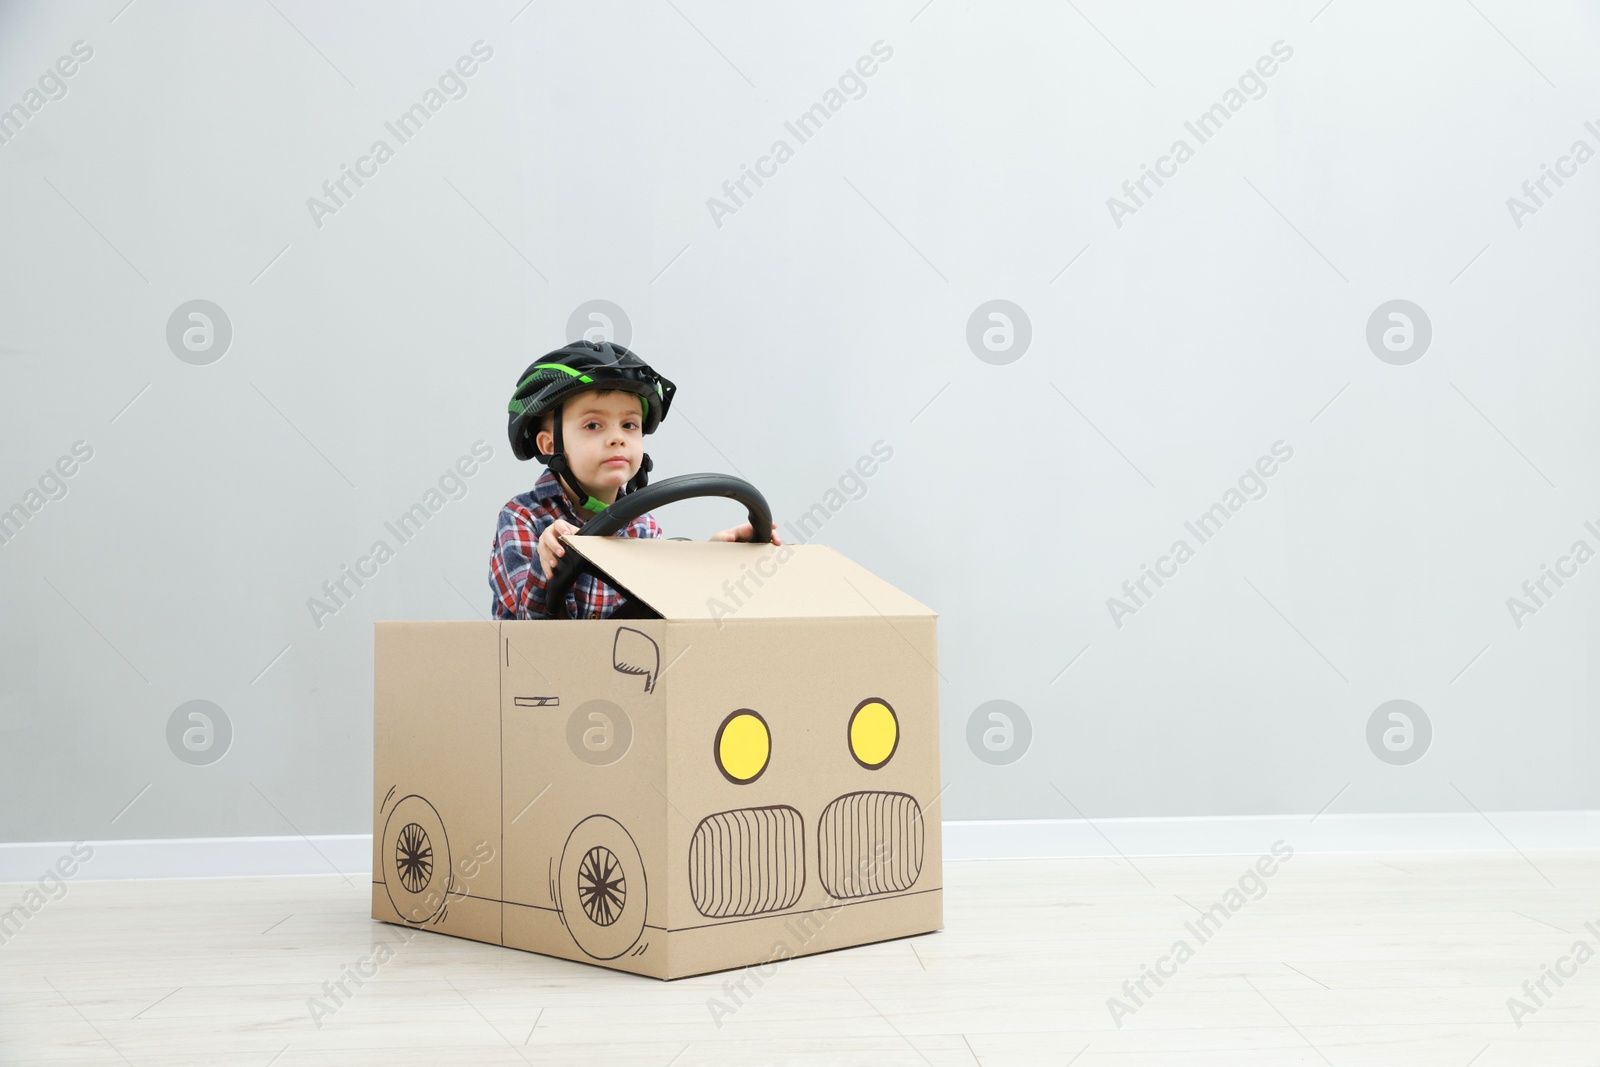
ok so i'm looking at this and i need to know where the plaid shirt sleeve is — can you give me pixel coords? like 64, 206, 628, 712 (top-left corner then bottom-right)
489, 488, 663, 621
489, 500, 551, 620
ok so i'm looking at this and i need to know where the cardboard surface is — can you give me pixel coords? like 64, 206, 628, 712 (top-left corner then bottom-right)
373, 541, 942, 979
558, 537, 935, 620
371, 621, 502, 947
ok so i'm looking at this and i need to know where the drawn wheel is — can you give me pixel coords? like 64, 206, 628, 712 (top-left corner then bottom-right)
559, 816, 646, 959
396, 822, 433, 892
382, 795, 451, 924
577, 846, 626, 925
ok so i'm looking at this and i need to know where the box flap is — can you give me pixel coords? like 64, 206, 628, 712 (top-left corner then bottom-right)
558, 536, 936, 620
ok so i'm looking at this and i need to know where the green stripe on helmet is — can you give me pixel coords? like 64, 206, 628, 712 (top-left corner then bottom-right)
532, 362, 595, 383
510, 363, 602, 415
513, 362, 595, 394
510, 362, 657, 423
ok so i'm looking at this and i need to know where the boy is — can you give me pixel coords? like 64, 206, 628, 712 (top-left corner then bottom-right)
489, 339, 780, 620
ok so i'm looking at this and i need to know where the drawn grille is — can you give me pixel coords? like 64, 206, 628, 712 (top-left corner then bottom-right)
818, 791, 924, 898
689, 805, 805, 918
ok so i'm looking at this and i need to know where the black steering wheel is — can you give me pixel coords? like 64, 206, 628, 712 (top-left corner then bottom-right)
545, 473, 773, 619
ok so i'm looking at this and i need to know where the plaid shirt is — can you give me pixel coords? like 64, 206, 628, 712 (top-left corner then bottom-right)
489, 466, 663, 620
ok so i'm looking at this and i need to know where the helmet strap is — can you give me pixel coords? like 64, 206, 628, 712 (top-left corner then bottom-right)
625, 453, 653, 494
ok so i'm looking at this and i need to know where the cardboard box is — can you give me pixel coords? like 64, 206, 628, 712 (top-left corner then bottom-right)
372, 537, 942, 979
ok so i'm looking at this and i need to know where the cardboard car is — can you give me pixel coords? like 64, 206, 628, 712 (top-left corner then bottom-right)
371, 474, 942, 978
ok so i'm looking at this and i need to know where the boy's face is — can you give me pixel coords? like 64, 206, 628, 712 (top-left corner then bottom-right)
537, 389, 645, 498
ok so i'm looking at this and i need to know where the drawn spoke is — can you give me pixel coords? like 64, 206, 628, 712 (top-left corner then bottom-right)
396, 823, 434, 893
578, 846, 626, 925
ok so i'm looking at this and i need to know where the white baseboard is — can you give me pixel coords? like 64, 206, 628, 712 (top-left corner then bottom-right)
942, 810, 1600, 860
0, 834, 374, 884
2, 812, 1597, 882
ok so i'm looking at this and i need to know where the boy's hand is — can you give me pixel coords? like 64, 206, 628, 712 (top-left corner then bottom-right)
538, 519, 582, 579
711, 521, 783, 546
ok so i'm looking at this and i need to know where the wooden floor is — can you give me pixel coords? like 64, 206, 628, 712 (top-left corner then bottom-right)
1, 851, 1597, 1065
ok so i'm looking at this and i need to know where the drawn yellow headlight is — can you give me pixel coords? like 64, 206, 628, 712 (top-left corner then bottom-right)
848, 698, 898, 769
715, 710, 770, 784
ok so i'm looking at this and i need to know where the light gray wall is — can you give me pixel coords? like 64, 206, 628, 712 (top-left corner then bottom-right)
3, 0, 1598, 842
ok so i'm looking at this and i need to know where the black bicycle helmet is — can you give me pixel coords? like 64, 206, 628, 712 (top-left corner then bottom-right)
506, 340, 677, 513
